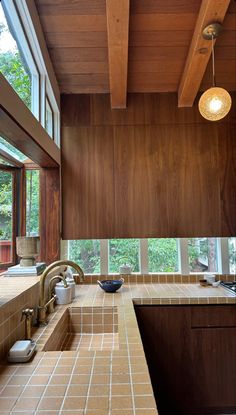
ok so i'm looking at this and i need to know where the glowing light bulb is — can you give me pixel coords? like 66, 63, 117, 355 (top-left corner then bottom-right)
209, 97, 222, 113
198, 87, 232, 121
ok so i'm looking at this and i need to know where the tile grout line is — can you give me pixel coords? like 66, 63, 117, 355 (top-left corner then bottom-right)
58, 347, 82, 415
32, 351, 63, 413
8, 352, 47, 414
83, 351, 96, 414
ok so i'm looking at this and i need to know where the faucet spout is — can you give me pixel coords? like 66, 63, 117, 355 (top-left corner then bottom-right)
38, 260, 84, 326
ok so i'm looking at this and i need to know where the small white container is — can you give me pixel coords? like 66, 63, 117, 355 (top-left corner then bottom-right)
66, 278, 76, 299
55, 282, 72, 304
119, 264, 132, 274
205, 274, 216, 285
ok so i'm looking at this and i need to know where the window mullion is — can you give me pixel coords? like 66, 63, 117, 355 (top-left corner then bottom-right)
218, 237, 230, 275
178, 238, 189, 275
100, 239, 108, 275
140, 238, 148, 274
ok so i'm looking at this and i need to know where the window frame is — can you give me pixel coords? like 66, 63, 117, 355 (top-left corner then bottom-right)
1, 0, 60, 145
0, 167, 18, 269
65, 237, 232, 276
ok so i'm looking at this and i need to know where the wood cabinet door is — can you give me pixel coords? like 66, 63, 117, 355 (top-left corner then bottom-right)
135, 305, 193, 415
190, 305, 236, 414
135, 305, 236, 415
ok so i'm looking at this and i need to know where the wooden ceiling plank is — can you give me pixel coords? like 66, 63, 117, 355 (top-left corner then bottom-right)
106, 0, 130, 108
178, 0, 230, 107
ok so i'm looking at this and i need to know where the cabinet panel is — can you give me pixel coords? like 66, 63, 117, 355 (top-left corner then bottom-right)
135, 305, 236, 415
62, 126, 115, 239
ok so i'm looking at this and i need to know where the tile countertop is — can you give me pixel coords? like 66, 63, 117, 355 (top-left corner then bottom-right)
0, 283, 235, 415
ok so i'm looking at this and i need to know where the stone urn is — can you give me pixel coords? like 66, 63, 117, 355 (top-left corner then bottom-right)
16, 236, 40, 267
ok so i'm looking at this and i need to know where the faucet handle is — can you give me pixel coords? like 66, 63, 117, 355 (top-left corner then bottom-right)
21, 308, 34, 320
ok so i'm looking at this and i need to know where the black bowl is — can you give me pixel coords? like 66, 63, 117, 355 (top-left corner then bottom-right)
97, 278, 124, 293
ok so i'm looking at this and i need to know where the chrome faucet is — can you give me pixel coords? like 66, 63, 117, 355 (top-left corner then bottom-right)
38, 260, 85, 326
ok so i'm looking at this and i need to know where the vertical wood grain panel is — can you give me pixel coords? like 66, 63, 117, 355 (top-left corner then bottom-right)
166, 124, 221, 236
61, 92, 236, 238
40, 168, 60, 263
113, 125, 169, 237
62, 126, 114, 239
218, 122, 236, 235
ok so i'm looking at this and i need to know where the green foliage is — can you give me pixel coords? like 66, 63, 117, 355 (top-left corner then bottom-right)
148, 238, 178, 272
69, 240, 100, 274
26, 170, 39, 236
109, 239, 140, 273
0, 51, 31, 108
0, 171, 12, 240
229, 238, 236, 273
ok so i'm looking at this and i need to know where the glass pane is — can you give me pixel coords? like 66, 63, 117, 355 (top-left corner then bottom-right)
109, 239, 140, 273
46, 98, 53, 138
228, 237, 236, 274
0, 170, 13, 264
188, 238, 218, 272
148, 238, 179, 272
0, 3, 31, 109
0, 156, 11, 166
26, 170, 39, 236
0, 136, 27, 162
68, 240, 100, 274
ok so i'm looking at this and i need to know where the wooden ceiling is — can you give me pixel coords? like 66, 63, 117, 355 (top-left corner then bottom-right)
36, 0, 236, 108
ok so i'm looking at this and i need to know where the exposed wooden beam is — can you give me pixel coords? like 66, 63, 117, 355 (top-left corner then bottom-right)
0, 74, 60, 167
106, 0, 130, 108
178, 0, 230, 107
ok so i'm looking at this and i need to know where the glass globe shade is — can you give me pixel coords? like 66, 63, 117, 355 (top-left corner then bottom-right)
198, 87, 232, 121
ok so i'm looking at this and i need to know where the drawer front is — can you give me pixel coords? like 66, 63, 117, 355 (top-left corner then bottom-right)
191, 305, 236, 328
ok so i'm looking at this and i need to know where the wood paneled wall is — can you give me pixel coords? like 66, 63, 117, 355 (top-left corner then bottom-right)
40, 168, 60, 263
61, 93, 236, 239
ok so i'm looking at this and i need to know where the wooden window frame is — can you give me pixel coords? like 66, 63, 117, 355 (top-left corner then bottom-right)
0, 167, 18, 269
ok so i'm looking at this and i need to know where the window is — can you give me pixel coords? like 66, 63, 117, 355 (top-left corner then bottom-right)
0, 0, 60, 144
0, 136, 27, 162
228, 237, 236, 274
64, 237, 235, 276
0, 169, 14, 265
68, 240, 100, 274
109, 239, 140, 273
148, 238, 179, 272
0, 3, 31, 109
26, 170, 39, 236
188, 238, 218, 273
45, 98, 53, 138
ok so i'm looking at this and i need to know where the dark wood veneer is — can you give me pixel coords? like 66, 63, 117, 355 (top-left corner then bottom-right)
61, 92, 236, 239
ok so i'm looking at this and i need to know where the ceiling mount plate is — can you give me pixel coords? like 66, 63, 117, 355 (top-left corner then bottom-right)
202, 22, 223, 40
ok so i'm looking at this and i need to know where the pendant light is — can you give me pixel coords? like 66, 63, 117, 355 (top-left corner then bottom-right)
198, 23, 232, 121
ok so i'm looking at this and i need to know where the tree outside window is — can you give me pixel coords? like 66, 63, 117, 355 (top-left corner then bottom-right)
0, 4, 31, 109
0, 170, 13, 264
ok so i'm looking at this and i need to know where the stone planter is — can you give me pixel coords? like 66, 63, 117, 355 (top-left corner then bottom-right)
16, 236, 40, 267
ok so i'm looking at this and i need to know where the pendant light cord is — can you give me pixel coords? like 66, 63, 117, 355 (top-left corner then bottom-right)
211, 33, 216, 87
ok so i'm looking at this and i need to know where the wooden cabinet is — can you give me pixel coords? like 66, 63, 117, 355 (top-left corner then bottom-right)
61, 93, 236, 239
135, 305, 236, 415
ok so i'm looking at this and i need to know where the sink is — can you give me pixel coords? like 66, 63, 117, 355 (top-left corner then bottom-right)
43, 306, 119, 351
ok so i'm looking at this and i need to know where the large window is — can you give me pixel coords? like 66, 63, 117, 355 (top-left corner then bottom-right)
0, 0, 60, 144
0, 170, 14, 265
26, 170, 39, 236
68, 240, 100, 274
148, 238, 179, 272
228, 237, 236, 274
109, 239, 140, 273
0, 3, 31, 109
66, 237, 235, 276
188, 238, 218, 273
